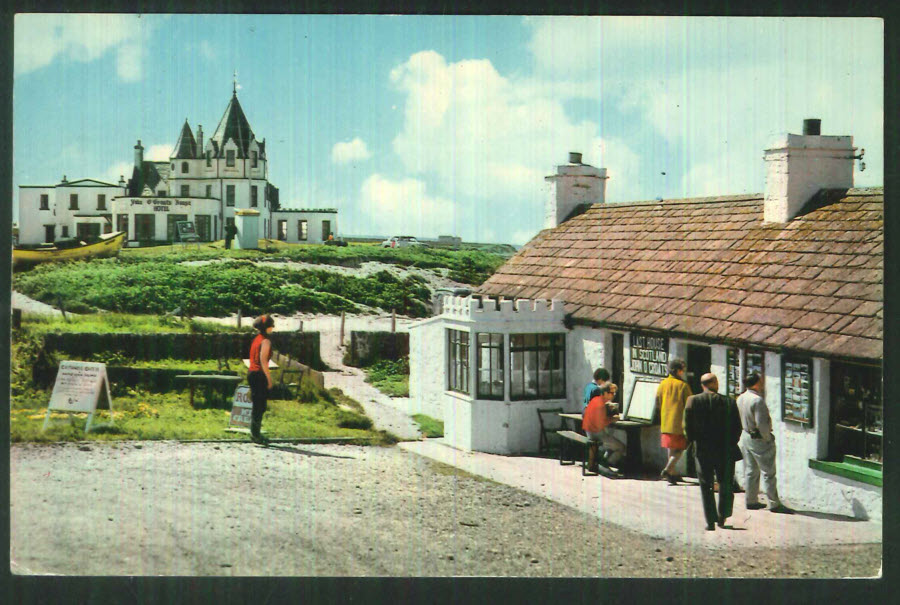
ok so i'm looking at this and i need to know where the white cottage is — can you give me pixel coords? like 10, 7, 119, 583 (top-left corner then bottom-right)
410, 120, 883, 521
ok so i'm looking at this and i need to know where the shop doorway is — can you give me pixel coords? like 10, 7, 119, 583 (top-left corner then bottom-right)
611, 333, 624, 405
686, 344, 711, 396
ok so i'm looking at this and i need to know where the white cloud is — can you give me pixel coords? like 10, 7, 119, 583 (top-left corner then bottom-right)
104, 161, 133, 184
145, 144, 173, 161
510, 229, 535, 246
14, 14, 150, 81
199, 40, 215, 60
331, 138, 372, 164
358, 174, 455, 238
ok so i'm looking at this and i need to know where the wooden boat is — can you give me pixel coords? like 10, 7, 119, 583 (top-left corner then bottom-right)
13, 231, 127, 268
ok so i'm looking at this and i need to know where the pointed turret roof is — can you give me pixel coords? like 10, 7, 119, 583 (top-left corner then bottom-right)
209, 92, 255, 158
172, 120, 198, 159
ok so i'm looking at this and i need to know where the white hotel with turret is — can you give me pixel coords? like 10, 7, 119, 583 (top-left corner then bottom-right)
17, 89, 338, 246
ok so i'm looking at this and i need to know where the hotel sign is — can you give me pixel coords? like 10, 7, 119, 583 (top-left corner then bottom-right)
630, 332, 669, 377
128, 198, 193, 212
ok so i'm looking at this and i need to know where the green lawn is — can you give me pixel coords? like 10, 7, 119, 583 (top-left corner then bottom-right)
362, 358, 410, 397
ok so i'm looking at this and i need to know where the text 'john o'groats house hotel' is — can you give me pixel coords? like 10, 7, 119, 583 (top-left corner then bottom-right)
410, 119, 882, 521
17, 89, 338, 246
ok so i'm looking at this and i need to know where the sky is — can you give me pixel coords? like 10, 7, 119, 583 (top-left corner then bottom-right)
12, 15, 884, 245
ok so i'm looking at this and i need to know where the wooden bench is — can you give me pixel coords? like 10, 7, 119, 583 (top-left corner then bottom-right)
556, 430, 619, 478
174, 374, 242, 409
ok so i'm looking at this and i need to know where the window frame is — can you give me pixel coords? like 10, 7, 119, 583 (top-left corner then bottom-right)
250, 185, 258, 207
226, 184, 235, 207
39, 194, 49, 210
61, 225, 69, 237
509, 333, 566, 401
206, 184, 212, 198
476, 332, 505, 400
97, 194, 106, 211
180, 184, 190, 197
181, 161, 189, 174
69, 193, 78, 210
277, 219, 287, 241
447, 329, 470, 395
206, 151, 212, 167
226, 150, 236, 167
829, 361, 881, 465
251, 150, 258, 167
298, 220, 308, 241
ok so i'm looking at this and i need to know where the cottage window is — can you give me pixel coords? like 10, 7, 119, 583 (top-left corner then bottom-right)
476, 333, 504, 399
830, 362, 882, 464
448, 329, 470, 394
181, 162, 189, 174
226, 150, 235, 167
298, 220, 308, 241
509, 333, 566, 400
251, 185, 258, 207
69, 194, 79, 210
97, 194, 106, 210
39, 194, 49, 210
226, 185, 235, 206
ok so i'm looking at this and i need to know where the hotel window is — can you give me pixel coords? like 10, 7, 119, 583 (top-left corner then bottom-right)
158, 190, 167, 196
509, 333, 566, 400
448, 329, 470, 395
134, 214, 155, 241
830, 362, 882, 464
206, 184, 212, 198
226, 150, 235, 167
69, 194, 78, 210
97, 194, 106, 211
181, 185, 190, 197
298, 220, 308, 241
226, 185, 235, 206
206, 151, 211, 167
39, 194, 49, 210
251, 151, 258, 167
476, 333, 504, 399
116, 214, 128, 235
194, 215, 211, 242
181, 162, 189, 174
251, 185, 258, 207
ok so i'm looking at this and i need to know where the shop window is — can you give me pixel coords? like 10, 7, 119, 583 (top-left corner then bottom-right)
97, 194, 106, 210
476, 333, 504, 399
830, 362, 882, 464
298, 220, 308, 241
277, 220, 287, 241
181, 185, 190, 197
226, 150, 235, 167
40, 194, 49, 210
509, 333, 566, 400
448, 329, 470, 394
226, 185, 235, 206
69, 194, 79, 210
251, 185, 258, 207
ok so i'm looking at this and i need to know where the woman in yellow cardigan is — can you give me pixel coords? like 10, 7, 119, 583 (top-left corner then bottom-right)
656, 358, 693, 484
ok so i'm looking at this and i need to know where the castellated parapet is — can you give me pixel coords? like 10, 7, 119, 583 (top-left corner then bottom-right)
439, 295, 566, 324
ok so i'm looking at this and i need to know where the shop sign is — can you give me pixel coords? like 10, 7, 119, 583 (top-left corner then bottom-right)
782, 356, 813, 426
629, 332, 669, 377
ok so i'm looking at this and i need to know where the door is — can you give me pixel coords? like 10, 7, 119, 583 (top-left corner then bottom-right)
686, 344, 711, 396
611, 333, 624, 405
322, 220, 331, 240
44, 225, 56, 243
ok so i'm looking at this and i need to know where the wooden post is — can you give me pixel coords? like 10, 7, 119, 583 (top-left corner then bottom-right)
391, 309, 396, 333
339, 311, 345, 347
57, 297, 68, 322
237, 309, 242, 328
298, 320, 304, 333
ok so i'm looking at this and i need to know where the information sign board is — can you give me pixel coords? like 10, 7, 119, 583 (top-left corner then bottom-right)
176, 221, 199, 242
629, 332, 669, 377
229, 385, 253, 428
624, 378, 660, 422
45, 361, 114, 432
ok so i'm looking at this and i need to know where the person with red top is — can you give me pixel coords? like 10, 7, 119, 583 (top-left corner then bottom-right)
582, 383, 625, 473
248, 314, 275, 444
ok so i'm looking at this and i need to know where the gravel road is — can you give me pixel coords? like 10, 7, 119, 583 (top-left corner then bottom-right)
10, 441, 879, 577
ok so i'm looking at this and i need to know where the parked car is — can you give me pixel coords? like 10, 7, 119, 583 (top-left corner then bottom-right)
381, 235, 424, 248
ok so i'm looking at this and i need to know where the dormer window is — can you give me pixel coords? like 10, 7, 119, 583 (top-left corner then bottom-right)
206, 150, 211, 167
226, 150, 235, 167
251, 151, 258, 167
181, 162, 189, 174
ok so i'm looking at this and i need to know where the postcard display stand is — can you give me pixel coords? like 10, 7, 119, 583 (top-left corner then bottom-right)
226, 384, 253, 433
44, 361, 114, 433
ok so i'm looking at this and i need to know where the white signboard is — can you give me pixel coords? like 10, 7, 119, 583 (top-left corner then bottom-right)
229, 384, 253, 429
624, 378, 660, 423
45, 361, 114, 432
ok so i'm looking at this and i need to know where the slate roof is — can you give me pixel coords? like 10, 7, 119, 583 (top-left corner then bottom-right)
210, 92, 255, 158
127, 162, 170, 197
172, 121, 198, 159
478, 188, 883, 361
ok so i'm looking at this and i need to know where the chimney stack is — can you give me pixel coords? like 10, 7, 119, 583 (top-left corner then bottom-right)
196, 125, 203, 159
544, 152, 607, 229
134, 140, 144, 170
763, 119, 855, 223
61, 175, 67, 184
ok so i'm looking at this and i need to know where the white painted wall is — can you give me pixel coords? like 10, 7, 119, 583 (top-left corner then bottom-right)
544, 160, 607, 229
565, 326, 606, 410
17, 187, 54, 244
271, 211, 339, 244
408, 317, 445, 420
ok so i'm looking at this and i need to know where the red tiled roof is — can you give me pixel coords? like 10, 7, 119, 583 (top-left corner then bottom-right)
478, 188, 883, 361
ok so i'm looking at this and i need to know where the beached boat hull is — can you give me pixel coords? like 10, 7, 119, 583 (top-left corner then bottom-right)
13, 231, 127, 267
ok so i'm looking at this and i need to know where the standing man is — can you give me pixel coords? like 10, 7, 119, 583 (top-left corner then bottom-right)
684, 373, 743, 530
582, 367, 610, 412
225, 222, 237, 249
656, 358, 692, 484
736, 372, 792, 514
582, 383, 626, 473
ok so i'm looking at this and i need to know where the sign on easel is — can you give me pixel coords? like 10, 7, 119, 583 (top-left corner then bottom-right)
228, 384, 253, 429
44, 361, 114, 433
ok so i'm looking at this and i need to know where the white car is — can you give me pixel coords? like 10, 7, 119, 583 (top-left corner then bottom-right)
381, 236, 424, 248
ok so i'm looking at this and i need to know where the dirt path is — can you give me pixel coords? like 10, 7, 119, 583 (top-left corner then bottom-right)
10, 441, 881, 577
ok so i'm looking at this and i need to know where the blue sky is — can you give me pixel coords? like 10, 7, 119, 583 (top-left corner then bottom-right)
13, 15, 883, 244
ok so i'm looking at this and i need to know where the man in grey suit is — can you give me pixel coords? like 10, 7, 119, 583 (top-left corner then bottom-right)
683, 373, 743, 531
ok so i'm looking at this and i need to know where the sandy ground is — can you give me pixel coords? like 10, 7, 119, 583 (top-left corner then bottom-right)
9, 441, 880, 577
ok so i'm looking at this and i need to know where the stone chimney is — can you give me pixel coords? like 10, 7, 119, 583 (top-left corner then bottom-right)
763, 119, 856, 223
134, 139, 144, 170
118, 174, 126, 188
544, 152, 607, 229
196, 125, 203, 159
61, 175, 67, 184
